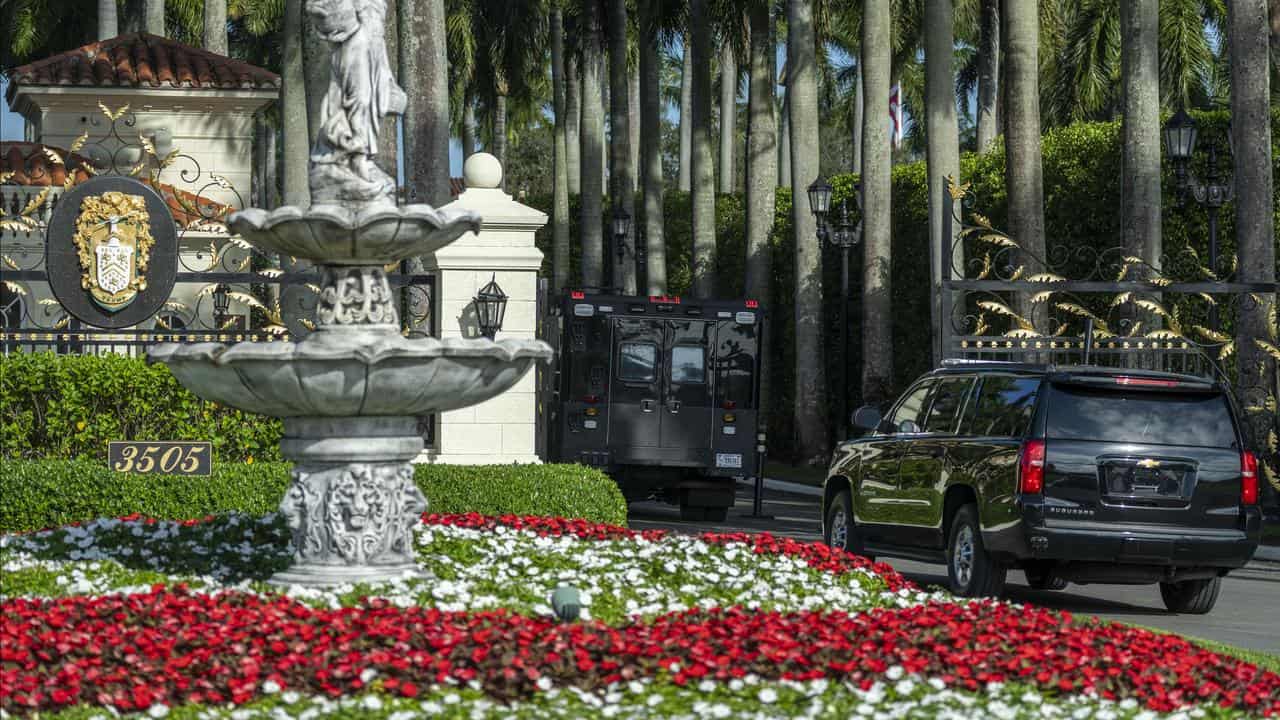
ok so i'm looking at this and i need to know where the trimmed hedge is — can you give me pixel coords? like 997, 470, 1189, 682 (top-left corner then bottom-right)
0, 460, 628, 533
1, 352, 283, 463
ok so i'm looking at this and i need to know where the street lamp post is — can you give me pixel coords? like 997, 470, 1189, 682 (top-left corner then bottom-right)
1163, 108, 1233, 329
809, 177, 863, 439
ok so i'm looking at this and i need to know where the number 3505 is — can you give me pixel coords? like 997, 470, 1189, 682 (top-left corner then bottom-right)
109, 442, 212, 475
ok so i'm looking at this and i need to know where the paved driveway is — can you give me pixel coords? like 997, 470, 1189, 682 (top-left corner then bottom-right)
627, 481, 1280, 655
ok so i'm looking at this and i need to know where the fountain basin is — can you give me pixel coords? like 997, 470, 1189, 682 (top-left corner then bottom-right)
149, 333, 552, 418
227, 203, 483, 265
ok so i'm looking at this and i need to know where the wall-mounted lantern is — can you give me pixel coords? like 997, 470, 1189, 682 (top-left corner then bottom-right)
474, 274, 508, 339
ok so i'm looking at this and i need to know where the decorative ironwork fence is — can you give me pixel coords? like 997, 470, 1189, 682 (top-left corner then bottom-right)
939, 181, 1280, 497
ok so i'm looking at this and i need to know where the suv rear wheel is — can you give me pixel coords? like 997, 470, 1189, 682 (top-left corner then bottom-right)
1159, 577, 1221, 614
946, 504, 1006, 597
823, 489, 872, 560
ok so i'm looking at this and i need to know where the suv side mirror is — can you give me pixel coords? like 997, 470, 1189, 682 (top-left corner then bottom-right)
852, 405, 883, 432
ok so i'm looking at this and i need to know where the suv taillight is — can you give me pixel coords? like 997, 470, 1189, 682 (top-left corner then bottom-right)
1018, 440, 1046, 495
1241, 451, 1259, 506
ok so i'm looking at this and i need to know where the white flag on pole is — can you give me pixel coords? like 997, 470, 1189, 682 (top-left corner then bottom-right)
889, 82, 903, 149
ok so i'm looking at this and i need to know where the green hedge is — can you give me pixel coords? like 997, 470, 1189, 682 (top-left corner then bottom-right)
0, 460, 628, 533
1, 352, 283, 463
534, 111, 1280, 461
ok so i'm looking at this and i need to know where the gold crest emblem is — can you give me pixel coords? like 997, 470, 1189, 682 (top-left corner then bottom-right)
1136, 458, 1162, 469
73, 191, 155, 312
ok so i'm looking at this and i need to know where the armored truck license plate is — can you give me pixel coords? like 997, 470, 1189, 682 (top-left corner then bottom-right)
716, 453, 743, 469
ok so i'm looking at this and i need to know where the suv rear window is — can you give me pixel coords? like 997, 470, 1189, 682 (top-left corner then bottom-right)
963, 375, 1040, 437
1046, 384, 1237, 448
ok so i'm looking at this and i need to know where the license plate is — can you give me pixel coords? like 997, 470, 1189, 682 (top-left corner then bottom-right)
716, 453, 743, 469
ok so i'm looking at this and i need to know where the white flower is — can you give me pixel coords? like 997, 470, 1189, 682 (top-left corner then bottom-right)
359, 668, 378, 683
261, 680, 281, 695
886, 666, 905, 681
536, 677, 553, 692
146, 705, 169, 719
360, 696, 383, 711
758, 688, 778, 704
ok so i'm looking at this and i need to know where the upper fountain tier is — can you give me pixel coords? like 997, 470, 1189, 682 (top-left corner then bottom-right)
227, 202, 482, 266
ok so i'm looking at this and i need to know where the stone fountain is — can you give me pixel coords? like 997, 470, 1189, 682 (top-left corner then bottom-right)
150, 0, 552, 586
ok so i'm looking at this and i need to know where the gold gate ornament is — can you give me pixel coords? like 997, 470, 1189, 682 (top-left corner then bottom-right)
73, 191, 155, 312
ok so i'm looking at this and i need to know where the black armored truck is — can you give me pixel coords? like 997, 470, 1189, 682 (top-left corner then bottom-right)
821, 361, 1263, 613
541, 291, 764, 521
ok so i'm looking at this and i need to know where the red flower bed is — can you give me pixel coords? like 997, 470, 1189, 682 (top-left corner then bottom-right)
427, 512, 911, 592
3, 587, 1277, 716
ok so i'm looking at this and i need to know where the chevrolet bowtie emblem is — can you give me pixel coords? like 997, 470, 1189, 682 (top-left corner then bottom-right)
1136, 458, 1162, 469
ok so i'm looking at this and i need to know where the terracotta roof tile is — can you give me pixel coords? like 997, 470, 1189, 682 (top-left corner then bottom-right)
1, 142, 235, 230
6, 33, 279, 100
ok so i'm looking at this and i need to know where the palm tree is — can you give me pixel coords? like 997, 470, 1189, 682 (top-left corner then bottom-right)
975, 0, 999, 151
777, 75, 790, 187
607, 0, 636, 293
403, 0, 451, 205
718, 36, 737, 194
690, 0, 716, 297
1121, 0, 1161, 272
788, 0, 827, 462
744, 0, 776, 419
924, 0, 960, 365
205, 0, 227, 54
639, 0, 667, 294
552, 4, 571, 292
281, 0, 308, 207
566, 52, 582, 194
146, 0, 164, 34
580, 0, 606, 286
860, 0, 893, 407
1004, 0, 1046, 325
1229, 0, 1277, 451
629, 65, 640, 194
678, 34, 694, 192
99, 0, 118, 39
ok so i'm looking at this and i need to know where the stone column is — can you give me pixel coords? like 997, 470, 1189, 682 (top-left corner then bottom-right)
420, 153, 546, 465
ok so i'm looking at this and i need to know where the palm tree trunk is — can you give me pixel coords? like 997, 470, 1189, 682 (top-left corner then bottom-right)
552, 7, 572, 293
1120, 0, 1161, 273
640, 0, 666, 295
778, 88, 791, 187
860, 0, 893, 407
281, 0, 309, 207
629, 64, 640, 194
788, 0, 828, 462
851, 58, 863, 175
1271, 0, 1280, 79
462, 86, 477, 159
403, 0, 451, 206
204, 0, 226, 54
1229, 0, 1278, 453
746, 0, 776, 422
1003, 0, 1047, 326
145, 0, 163, 35
263, 120, 278, 209
976, 0, 999, 152
678, 36, 694, 192
580, 0, 606, 287
121, 0, 143, 34
566, 55, 582, 195
690, 0, 717, 297
925, 0, 961, 366
719, 39, 737, 194
608, 0, 636, 293
98, 0, 117, 39
378, 0, 400, 179
494, 92, 508, 173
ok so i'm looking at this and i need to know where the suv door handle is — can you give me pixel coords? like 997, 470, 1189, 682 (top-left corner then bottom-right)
669, 400, 681, 413
641, 399, 655, 412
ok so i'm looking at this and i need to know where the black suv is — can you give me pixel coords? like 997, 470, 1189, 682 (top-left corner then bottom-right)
821, 362, 1263, 613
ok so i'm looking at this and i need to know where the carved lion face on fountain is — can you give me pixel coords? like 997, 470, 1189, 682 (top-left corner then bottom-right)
327, 465, 388, 534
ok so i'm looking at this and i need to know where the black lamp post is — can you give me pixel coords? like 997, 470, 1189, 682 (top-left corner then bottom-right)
212, 283, 230, 329
611, 208, 632, 293
474, 274, 508, 339
1164, 108, 1233, 329
809, 177, 863, 439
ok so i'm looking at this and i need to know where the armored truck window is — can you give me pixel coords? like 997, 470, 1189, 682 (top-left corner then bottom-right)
618, 342, 658, 382
924, 377, 973, 434
671, 345, 706, 384
964, 375, 1040, 437
1046, 385, 1237, 448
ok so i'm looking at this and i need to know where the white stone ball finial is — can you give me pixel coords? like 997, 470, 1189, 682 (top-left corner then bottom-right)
463, 153, 503, 190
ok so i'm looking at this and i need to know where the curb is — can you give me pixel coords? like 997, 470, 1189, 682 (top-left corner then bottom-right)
1252, 545, 1280, 564
736, 477, 824, 498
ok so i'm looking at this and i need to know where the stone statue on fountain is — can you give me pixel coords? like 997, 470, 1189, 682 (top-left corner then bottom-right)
307, 0, 406, 205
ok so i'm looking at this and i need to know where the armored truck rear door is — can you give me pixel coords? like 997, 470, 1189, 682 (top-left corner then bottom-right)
610, 318, 662, 448
661, 320, 715, 457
